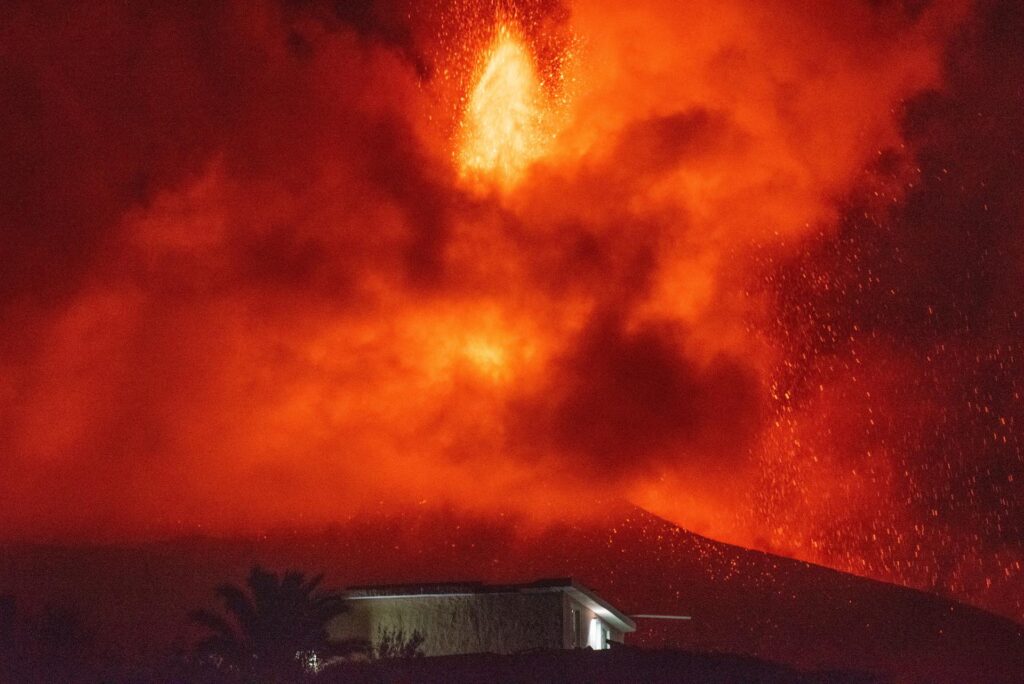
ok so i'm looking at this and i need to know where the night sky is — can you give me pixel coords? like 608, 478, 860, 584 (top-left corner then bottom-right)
1, 0, 1021, 626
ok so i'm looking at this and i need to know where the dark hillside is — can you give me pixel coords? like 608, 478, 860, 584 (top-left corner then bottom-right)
1, 505, 1021, 682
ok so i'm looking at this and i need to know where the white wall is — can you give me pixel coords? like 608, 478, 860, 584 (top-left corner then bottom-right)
330, 592, 564, 657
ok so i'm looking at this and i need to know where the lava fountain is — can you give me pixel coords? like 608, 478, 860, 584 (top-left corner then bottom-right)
458, 23, 548, 190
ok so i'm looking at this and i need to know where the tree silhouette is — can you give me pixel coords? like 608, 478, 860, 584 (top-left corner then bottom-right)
190, 565, 366, 680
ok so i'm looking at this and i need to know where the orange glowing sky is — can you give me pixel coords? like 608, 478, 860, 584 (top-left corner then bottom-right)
1, 0, 1021, 625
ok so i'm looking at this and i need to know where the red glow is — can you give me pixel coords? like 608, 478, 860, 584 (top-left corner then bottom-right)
0, 0, 1020, 629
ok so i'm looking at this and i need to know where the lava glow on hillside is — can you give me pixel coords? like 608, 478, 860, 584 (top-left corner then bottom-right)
1, 0, 1022, 626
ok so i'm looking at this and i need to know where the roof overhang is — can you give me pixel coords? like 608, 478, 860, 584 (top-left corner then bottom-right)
562, 584, 636, 634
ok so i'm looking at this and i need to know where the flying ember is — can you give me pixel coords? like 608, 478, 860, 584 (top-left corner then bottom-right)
458, 23, 547, 189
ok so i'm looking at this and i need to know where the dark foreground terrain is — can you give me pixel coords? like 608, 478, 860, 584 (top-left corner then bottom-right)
2, 506, 1022, 682
2, 645, 875, 684
319, 648, 876, 684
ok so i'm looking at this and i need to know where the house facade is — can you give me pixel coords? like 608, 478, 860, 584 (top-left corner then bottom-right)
328, 578, 635, 657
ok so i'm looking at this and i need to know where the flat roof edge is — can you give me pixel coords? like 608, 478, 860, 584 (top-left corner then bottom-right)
565, 585, 636, 633
341, 578, 636, 633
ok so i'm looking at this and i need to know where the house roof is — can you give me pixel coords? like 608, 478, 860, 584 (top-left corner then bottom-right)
344, 577, 636, 634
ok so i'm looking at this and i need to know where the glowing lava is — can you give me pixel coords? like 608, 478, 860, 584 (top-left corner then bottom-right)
459, 24, 547, 189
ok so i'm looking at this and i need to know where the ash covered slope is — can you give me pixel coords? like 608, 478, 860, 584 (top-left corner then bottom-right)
1, 506, 1021, 681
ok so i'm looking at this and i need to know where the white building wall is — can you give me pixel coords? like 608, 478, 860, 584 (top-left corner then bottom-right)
330, 592, 565, 656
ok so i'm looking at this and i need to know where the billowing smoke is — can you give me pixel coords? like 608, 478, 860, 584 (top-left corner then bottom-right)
2, 0, 1020, 622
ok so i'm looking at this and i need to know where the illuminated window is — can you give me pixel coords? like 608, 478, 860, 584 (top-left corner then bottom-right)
587, 618, 607, 650
571, 607, 582, 647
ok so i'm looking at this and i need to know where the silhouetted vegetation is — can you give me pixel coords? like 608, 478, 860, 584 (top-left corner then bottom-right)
0, 596, 99, 683
189, 565, 367, 681
374, 627, 425, 659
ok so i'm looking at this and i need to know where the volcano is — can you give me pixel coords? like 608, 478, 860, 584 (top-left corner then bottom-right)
2, 505, 1020, 682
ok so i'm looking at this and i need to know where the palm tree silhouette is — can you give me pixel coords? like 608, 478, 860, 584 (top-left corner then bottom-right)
190, 565, 366, 679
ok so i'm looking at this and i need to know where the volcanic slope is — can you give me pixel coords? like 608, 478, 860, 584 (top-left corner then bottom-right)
1, 505, 1021, 681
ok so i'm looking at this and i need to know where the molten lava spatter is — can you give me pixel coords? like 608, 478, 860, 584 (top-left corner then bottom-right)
459, 23, 546, 189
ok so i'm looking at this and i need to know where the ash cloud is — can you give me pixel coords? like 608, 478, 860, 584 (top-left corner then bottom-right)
510, 311, 762, 480
3, 0, 1017, 624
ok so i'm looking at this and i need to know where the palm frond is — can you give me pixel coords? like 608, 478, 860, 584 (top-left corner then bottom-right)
303, 573, 324, 595
247, 565, 279, 615
216, 582, 257, 636
281, 570, 305, 594
189, 608, 239, 642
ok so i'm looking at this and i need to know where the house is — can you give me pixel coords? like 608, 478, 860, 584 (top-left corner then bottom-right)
328, 578, 636, 657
